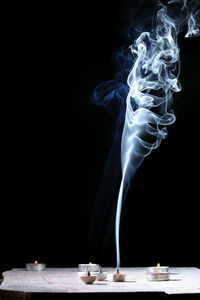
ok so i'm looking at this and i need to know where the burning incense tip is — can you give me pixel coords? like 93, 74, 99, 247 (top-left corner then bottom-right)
116, 268, 120, 274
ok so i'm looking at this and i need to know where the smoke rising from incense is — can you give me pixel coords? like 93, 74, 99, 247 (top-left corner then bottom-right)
91, 0, 200, 267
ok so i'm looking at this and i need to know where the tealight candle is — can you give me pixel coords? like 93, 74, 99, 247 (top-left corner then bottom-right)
146, 263, 170, 281
26, 261, 46, 271
78, 262, 99, 272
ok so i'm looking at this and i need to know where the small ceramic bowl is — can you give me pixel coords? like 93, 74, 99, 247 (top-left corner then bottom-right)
92, 272, 108, 281
79, 275, 96, 284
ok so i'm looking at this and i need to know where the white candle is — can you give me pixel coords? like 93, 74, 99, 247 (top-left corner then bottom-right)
78, 262, 99, 272
146, 263, 170, 281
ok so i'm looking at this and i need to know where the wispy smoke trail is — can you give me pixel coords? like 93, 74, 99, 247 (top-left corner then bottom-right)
115, 5, 181, 268
116, 0, 199, 267
185, 11, 200, 36
91, 0, 199, 267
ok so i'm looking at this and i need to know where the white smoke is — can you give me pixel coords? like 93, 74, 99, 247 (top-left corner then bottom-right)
185, 11, 200, 36
115, 2, 200, 267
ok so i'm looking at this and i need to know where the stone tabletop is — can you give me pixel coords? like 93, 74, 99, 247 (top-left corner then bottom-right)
0, 267, 200, 294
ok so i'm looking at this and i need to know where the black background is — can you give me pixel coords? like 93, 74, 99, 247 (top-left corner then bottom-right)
1, 0, 200, 275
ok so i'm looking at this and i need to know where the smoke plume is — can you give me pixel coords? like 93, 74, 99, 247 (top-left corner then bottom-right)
90, 0, 200, 267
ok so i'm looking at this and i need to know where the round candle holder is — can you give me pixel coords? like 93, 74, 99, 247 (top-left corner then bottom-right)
26, 263, 46, 271
146, 265, 170, 281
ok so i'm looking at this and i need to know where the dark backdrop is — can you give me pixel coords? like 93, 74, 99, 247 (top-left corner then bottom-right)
1, 0, 199, 275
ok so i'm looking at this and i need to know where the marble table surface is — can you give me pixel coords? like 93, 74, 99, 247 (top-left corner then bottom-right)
0, 267, 200, 294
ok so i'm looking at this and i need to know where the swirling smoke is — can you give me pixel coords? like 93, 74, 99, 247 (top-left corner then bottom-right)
91, 0, 200, 267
